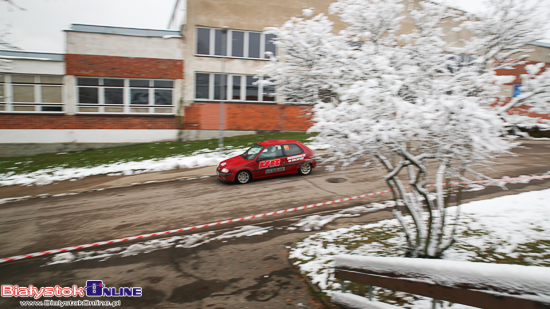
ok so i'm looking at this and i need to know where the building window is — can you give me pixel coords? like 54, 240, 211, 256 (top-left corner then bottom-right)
262, 78, 275, 102
214, 29, 226, 56
104, 79, 123, 105
195, 73, 275, 103
0, 74, 63, 113
445, 54, 478, 73
231, 31, 244, 57
195, 73, 210, 99
77, 77, 174, 114
196, 28, 210, 55
248, 32, 261, 59
0, 75, 4, 109
246, 76, 259, 101
195, 27, 277, 59
155, 89, 172, 105
214, 74, 227, 100
264, 33, 277, 58
232, 75, 241, 100
78, 78, 99, 104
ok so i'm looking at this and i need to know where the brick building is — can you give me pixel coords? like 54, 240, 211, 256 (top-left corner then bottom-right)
0, 0, 549, 156
0, 26, 186, 156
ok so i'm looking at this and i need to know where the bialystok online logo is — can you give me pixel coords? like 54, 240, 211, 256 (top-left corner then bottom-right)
1, 280, 142, 299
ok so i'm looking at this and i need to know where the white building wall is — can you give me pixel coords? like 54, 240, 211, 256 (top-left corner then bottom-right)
63, 75, 76, 115
1, 59, 64, 75
0, 129, 254, 144
0, 129, 179, 143
168, 0, 187, 31
66, 32, 184, 60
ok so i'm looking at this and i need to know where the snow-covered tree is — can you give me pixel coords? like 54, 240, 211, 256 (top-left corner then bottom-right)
261, 0, 550, 258
456, 0, 550, 129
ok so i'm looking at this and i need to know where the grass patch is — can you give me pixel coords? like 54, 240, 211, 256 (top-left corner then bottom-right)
328, 225, 403, 254
0, 132, 314, 175
456, 237, 550, 267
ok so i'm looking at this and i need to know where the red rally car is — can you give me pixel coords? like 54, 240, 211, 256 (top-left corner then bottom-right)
216, 139, 317, 184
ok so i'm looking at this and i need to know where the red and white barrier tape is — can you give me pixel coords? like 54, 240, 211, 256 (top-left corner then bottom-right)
426, 175, 550, 187
1, 174, 549, 264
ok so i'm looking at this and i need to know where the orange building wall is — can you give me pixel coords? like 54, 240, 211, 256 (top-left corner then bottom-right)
182, 102, 312, 131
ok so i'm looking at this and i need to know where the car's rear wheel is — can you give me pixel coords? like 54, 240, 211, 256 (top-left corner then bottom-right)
299, 162, 312, 175
235, 170, 251, 184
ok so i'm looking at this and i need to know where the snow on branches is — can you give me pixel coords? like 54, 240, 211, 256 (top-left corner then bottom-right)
262, 0, 550, 258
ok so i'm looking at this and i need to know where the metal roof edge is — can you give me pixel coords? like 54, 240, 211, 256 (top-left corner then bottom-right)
529, 41, 550, 49
0, 50, 64, 61
68, 24, 182, 38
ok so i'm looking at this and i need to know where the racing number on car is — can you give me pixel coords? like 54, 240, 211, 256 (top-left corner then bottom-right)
259, 159, 281, 169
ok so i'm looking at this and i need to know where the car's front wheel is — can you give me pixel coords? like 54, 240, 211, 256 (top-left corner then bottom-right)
298, 162, 312, 175
235, 170, 251, 184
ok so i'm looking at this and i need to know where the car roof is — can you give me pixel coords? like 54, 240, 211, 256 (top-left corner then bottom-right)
257, 139, 300, 147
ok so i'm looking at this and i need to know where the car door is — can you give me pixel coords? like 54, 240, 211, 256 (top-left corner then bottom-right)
253, 144, 286, 179
280, 143, 306, 174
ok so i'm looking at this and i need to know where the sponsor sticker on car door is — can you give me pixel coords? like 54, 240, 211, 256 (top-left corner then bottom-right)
259, 159, 281, 169
287, 154, 305, 163
255, 145, 287, 177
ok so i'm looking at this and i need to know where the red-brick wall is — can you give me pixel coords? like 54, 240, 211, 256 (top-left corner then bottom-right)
495, 61, 549, 85
495, 61, 550, 119
494, 97, 550, 120
0, 103, 312, 131
0, 115, 177, 129
65, 54, 184, 79
182, 102, 312, 131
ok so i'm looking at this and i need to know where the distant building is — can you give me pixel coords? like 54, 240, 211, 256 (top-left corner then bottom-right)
0, 0, 549, 157
0, 26, 185, 157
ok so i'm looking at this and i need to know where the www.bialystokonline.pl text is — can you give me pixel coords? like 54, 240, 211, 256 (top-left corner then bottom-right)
19, 300, 121, 307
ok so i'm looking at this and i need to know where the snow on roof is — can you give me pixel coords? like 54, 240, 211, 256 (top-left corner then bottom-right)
335, 255, 550, 303
530, 41, 550, 49
68, 24, 181, 38
0, 50, 64, 61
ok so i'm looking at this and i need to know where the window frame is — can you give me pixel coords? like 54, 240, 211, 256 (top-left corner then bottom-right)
444, 53, 479, 73
194, 72, 275, 103
76, 77, 175, 115
195, 27, 277, 60
282, 144, 304, 157
257, 145, 284, 161
0, 74, 64, 114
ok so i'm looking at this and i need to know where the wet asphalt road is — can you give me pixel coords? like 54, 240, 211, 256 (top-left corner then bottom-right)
0, 140, 549, 308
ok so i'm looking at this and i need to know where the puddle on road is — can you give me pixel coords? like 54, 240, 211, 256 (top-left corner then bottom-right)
326, 178, 348, 183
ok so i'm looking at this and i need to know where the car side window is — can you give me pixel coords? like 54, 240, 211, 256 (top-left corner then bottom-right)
258, 145, 283, 161
283, 144, 304, 156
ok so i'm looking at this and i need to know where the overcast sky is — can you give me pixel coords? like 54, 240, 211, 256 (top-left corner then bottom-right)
0, 0, 177, 53
0, 0, 548, 53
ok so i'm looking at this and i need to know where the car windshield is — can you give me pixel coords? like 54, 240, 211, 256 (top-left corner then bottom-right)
241, 144, 264, 160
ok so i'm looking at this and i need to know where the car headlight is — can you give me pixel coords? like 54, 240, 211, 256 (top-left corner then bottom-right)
221, 168, 229, 173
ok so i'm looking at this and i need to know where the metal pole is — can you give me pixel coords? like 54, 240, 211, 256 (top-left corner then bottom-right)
219, 26, 228, 148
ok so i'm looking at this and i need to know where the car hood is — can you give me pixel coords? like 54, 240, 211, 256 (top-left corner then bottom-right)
219, 155, 250, 170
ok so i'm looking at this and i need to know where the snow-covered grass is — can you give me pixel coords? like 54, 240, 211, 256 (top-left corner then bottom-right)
0, 132, 319, 186
0, 147, 246, 186
289, 189, 550, 308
